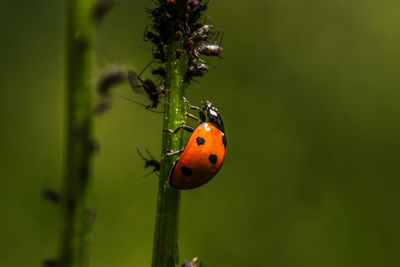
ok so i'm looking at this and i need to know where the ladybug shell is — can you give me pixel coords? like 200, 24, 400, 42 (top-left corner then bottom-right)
169, 122, 226, 189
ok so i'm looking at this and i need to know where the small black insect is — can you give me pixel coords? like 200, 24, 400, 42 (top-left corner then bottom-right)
92, 0, 115, 23
94, 64, 127, 115
42, 188, 61, 204
97, 64, 127, 97
128, 61, 166, 110
152, 46, 166, 63
187, 1, 208, 23
181, 257, 203, 267
94, 99, 112, 115
184, 62, 208, 82
42, 258, 59, 267
151, 66, 167, 79
137, 148, 160, 178
144, 29, 161, 44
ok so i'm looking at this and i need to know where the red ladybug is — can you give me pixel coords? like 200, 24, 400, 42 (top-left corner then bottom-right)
165, 98, 227, 189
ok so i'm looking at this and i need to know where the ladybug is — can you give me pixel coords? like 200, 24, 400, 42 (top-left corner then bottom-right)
137, 148, 160, 177
165, 97, 226, 189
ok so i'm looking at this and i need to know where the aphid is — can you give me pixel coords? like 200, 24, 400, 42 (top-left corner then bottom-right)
94, 99, 112, 115
188, 0, 200, 8
175, 30, 183, 40
188, 2, 207, 23
193, 63, 208, 71
92, 0, 115, 22
42, 188, 60, 204
194, 43, 223, 58
152, 47, 166, 63
192, 3, 207, 13
128, 62, 165, 110
152, 66, 167, 79
157, 87, 168, 94
94, 64, 126, 115
193, 24, 213, 37
97, 64, 127, 97
137, 148, 160, 177
176, 49, 183, 58
150, 7, 172, 24
144, 29, 161, 44
184, 39, 195, 50
192, 31, 223, 59
90, 140, 101, 154
42, 258, 59, 267
165, 98, 226, 189
186, 40, 195, 47
184, 63, 208, 82
182, 257, 203, 267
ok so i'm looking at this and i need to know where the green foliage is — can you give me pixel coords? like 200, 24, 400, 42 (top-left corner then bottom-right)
1, 1, 400, 267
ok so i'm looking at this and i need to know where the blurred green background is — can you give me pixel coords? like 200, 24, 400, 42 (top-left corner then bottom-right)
1, 0, 400, 266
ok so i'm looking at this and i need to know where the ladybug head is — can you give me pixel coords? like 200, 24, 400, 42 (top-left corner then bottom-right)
202, 100, 225, 133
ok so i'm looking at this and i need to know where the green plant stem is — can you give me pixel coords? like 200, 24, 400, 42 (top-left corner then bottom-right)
59, 0, 95, 266
152, 41, 188, 267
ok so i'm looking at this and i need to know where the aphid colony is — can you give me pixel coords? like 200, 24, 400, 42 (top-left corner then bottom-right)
94, 0, 226, 190
135, 0, 225, 189
137, 0, 225, 189
145, 0, 223, 85
95, 0, 223, 113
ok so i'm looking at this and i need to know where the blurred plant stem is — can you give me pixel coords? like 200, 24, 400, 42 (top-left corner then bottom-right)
59, 0, 95, 266
152, 41, 188, 267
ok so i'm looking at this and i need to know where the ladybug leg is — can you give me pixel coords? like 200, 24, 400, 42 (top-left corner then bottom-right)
183, 97, 202, 112
186, 112, 202, 123
183, 97, 206, 122
166, 148, 184, 157
164, 125, 194, 134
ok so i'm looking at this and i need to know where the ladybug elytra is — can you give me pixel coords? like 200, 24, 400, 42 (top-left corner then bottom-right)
165, 98, 226, 189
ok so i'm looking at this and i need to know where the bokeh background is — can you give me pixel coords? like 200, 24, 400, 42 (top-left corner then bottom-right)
1, 0, 400, 266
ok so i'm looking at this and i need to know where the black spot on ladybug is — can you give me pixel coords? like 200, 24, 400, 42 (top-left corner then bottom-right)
222, 135, 227, 148
196, 137, 205, 145
209, 154, 218, 164
181, 166, 193, 176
